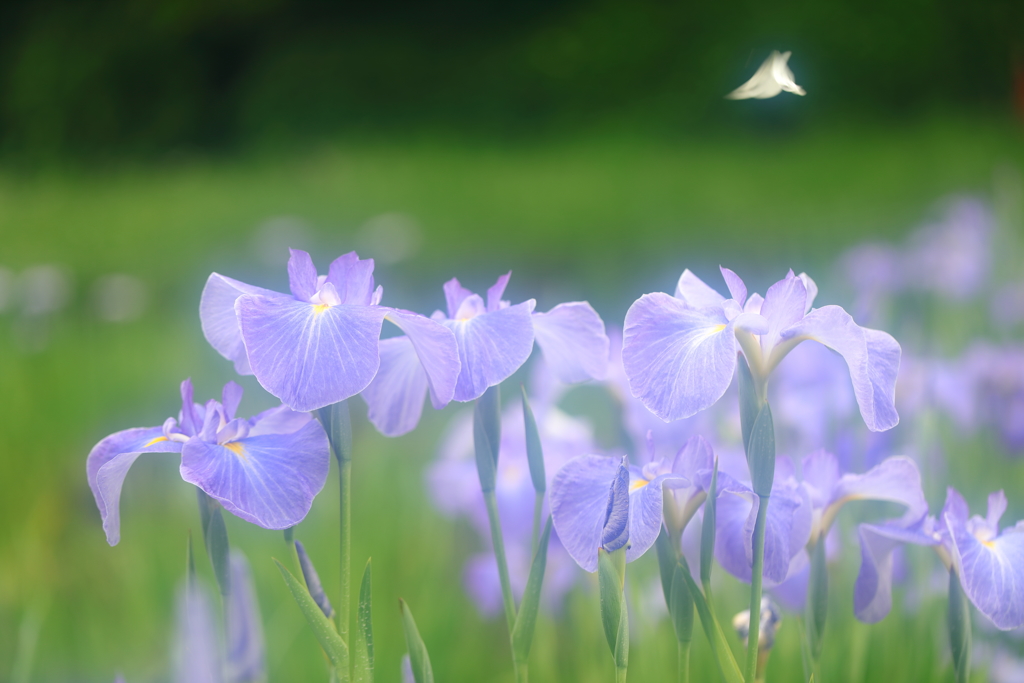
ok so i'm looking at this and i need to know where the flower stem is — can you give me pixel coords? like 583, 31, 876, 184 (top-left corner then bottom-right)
531, 491, 543, 555
338, 455, 351, 683
484, 490, 518, 633
678, 640, 691, 683
745, 496, 769, 683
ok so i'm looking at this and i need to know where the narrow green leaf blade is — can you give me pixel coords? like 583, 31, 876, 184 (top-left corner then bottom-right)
948, 569, 972, 683
700, 459, 719, 587
353, 559, 374, 683
399, 599, 434, 683
746, 403, 776, 498
737, 356, 759, 453
511, 518, 552, 664
598, 547, 626, 658
806, 540, 828, 662
204, 503, 231, 598
520, 385, 546, 494
317, 399, 353, 464
654, 526, 676, 607
670, 564, 695, 645
274, 559, 348, 668
680, 561, 744, 683
472, 403, 497, 493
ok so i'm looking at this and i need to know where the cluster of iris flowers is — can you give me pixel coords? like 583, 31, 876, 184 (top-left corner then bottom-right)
87, 201, 1024, 683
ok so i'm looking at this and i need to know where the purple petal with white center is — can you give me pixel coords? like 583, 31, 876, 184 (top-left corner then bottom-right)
532, 302, 610, 383
385, 308, 460, 408
179, 419, 330, 529
326, 252, 376, 305
487, 272, 512, 312
829, 456, 928, 524
720, 267, 747, 305
200, 274, 283, 375
445, 300, 537, 402
627, 471, 686, 562
943, 488, 1024, 629
551, 455, 620, 572
674, 269, 726, 308
287, 249, 318, 301
173, 582, 223, 683
714, 473, 809, 584
237, 294, 389, 411
760, 273, 807, 354
854, 519, 939, 623
87, 426, 183, 546
622, 292, 737, 421
780, 305, 901, 431
361, 336, 430, 436
601, 461, 631, 552
444, 278, 474, 319
226, 551, 266, 683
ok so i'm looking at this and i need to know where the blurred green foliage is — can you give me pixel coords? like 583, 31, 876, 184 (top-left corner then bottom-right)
0, 0, 1020, 159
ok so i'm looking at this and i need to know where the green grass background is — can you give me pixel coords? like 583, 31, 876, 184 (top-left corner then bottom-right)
1, 116, 1023, 681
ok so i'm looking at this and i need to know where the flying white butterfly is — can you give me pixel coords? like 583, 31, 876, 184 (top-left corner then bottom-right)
726, 50, 806, 100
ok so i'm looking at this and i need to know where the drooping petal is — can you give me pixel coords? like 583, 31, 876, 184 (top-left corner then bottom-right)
827, 456, 928, 524
551, 455, 620, 572
236, 295, 389, 412
179, 420, 331, 530
87, 426, 183, 546
532, 302, 610, 383
225, 551, 266, 683
487, 272, 512, 312
719, 267, 747, 305
444, 278, 474, 319
385, 309, 460, 408
246, 405, 312, 436
944, 488, 1024, 629
854, 520, 938, 623
622, 292, 737, 421
361, 337, 430, 437
326, 252, 376, 305
714, 474, 808, 584
759, 273, 807, 354
200, 274, 283, 375
445, 300, 537, 402
674, 269, 726, 308
287, 249, 318, 301
780, 305, 901, 431
626, 472, 686, 563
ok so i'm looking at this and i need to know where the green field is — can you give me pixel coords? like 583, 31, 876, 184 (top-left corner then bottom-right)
1, 116, 1023, 682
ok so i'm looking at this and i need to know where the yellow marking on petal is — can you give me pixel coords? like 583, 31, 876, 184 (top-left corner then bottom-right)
630, 478, 650, 492
313, 303, 330, 314
982, 539, 997, 549
143, 436, 169, 447
224, 441, 247, 459
710, 324, 727, 333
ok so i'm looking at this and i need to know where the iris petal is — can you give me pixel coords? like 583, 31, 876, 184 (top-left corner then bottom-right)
551, 455, 620, 572
444, 300, 537, 402
361, 336, 430, 437
532, 302, 610, 384
622, 292, 737, 421
200, 273, 282, 375
237, 294, 389, 412
179, 420, 330, 530
853, 521, 938, 623
385, 309, 460, 409
674, 269, 726, 308
326, 252, 377, 305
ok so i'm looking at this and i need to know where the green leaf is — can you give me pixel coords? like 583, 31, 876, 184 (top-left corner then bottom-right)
520, 385, 546, 494
197, 490, 231, 598
654, 526, 676, 608
670, 563, 695, 645
679, 558, 744, 683
473, 403, 497, 493
511, 517, 552, 664
737, 356, 760, 453
317, 399, 353, 464
948, 569, 972, 683
806, 540, 828, 662
353, 559, 374, 683
185, 532, 197, 593
700, 459, 719, 588
399, 599, 434, 683
598, 547, 627, 660
283, 526, 295, 545
274, 558, 348, 668
746, 403, 776, 498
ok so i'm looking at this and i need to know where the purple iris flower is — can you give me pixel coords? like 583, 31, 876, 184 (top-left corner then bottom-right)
428, 385, 588, 616
622, 268, 900, 431
86, 379, 330, 545
854, 488, 1024, 630
173, 579, 222, 683
432, 272, 609, 402
201, 249, 460, 420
